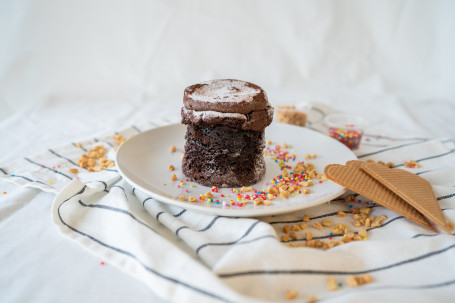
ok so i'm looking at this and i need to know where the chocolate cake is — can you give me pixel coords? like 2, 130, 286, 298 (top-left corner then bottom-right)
181, 79, 274, 188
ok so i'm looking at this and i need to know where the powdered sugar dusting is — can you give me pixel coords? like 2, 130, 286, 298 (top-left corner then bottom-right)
189, 79, 261, 103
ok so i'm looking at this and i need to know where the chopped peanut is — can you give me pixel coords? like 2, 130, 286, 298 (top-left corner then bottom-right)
283, 225, 291, 233
337, 210, 346, 217
285, 290, 299, 300
447, 222, 455, 231
291, 225, 301, 232
240, 186, 253, 192
313, 222, 323, 230
281, 235, 290, 242
205, 191, 214, 198
358, 228, 367, 238
171, 174, 177, 181
178, 195, 186, 201
347, 275, 358, 287
303, 214, 310, 222
289, 231, 298, 239
327, 276, 339, 291
280, 189, 290, 199
299, 222, 308, 230
267, 140, 272, 145
306, 296, 318, 303
321, 219, 332, 227
69, 168, 79, 174
75, 142, 82, 147
188, 196, 197, 202
170, 145, 176, 153
168, 165, 175, 171
306, 231, 313, 241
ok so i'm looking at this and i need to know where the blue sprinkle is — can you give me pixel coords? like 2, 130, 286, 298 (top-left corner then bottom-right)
349, 205, 353, 208
338, 282, 343, 287
329, 233, 333, 237
12, 174, 15, 177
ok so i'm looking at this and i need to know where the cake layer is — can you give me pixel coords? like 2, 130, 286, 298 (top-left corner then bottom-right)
182, 123, 266, 187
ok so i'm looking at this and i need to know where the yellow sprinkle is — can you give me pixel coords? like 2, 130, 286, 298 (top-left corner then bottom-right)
49, 180, 53, 184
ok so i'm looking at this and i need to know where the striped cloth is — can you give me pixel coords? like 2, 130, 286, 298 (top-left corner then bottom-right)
1, 107, 454, 303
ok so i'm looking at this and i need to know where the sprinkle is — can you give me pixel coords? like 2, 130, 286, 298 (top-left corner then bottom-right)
190, 184, 194, 188
185, 189, 189, 193
3, 192, 6, 194
49, 180, 53, 184
100, 262, 105, 265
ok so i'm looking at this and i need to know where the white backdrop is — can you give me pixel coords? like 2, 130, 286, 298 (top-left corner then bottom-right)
1, 0, 454, 120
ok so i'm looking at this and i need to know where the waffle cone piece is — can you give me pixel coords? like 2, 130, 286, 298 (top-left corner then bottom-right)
324, 160, 436, 232
362, 162, 450, 233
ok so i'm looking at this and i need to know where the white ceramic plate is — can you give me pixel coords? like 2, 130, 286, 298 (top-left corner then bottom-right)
116, 123, 357, 217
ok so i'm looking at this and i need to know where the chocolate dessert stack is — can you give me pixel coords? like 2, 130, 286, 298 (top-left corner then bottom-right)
181, 79, 274, 187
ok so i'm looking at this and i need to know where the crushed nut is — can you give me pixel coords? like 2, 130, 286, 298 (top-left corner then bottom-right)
347, 274, 373, 287
327, 276, 339, 291
306, 295, 318, 303
241, 186, 253, 192
358, 228, 367, 238
170, 145, 176, 153
447, 222, 455, 231
188, 196, 197, 202
347, 275, 358, 287
321, 219, 332, 227
113, 135, 126, 145
291, 225, 301, 232
360, 207, 371, 215
299, 222, 308, 230
205, 191, 214, 198
75, 142, 82, 147
313, 222, 323, 230
178, 195, 186, 201
69, 168, 79, 174
306, 231, 313, 241
283, 225, 291, 233
285, 290, 299, 300
337, 210, 346, 217
267, 140, 273, 145
279, 188, 290, 199
168, 165, 175, 171
281, 235, 290, 242
386, 162, 394, 168
303, 214, 310, 222
171, 174, 177, 181
289, 231, 298, 239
